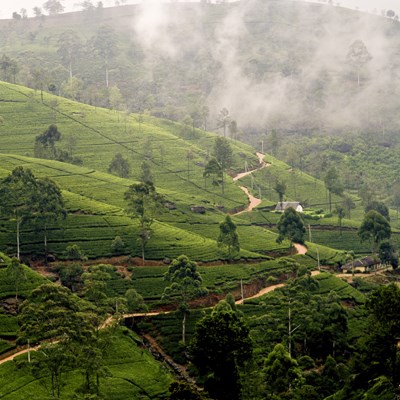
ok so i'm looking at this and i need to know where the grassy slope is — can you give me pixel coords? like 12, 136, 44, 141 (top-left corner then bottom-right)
0, 81, 296, 261
0, 328, 172, 400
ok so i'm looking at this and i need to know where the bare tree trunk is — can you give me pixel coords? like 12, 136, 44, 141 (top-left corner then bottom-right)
182, 311, 186, 345
16, 219, 20, 260
44, 224, 48, 265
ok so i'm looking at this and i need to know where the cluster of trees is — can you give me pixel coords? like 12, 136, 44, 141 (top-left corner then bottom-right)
124, 170, 164, 264
0, 167, 66, 261
33, 124, 82, 165
186, 272, 400, 399
12, 1, 109, 19
203, 137, 233, 194
17, 283, 120, 398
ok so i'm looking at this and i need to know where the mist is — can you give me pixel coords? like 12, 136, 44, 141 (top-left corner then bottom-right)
130, 0, 400, 137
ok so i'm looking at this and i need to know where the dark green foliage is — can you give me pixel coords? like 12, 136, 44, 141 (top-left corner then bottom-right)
365, 201, 390, 221
58, 263, 84, 292
168, 381, 206, 400
335, 204, 346, 235
190, 309, 252, 400
124, 181, 164, 264
6, 257, 26, 302
358, 210, 391, 252
203, 158, 222, 189
217, 215, 240, 261
0, 166, 38, 259
163, 255, 207, 344
263, 343, 303, 395
276, 207, 306, 247
125, 288, 147, 313
18, 283, 87, 342
31, 177, 66, 260
110, 235, 125, 255
108, 153, 130, 178
274, 178, 286, 207
34, 124, 61, 159
214, 137, 233, 170
378, 241, 398, 268
65, 243, 87, 261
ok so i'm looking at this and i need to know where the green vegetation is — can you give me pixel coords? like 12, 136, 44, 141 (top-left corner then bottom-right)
2, 2, 400, 398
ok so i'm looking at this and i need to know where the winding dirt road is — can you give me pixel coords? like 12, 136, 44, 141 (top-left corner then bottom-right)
293, 243, 308, 255
0, 153, 307, 366
233, 152, 269, 215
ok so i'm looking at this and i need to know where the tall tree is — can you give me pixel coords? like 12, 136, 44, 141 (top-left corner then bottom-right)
335, 204, 346, 236
274, 179, 287, 209
163, 255, 207, 345
324, 167, 344, 212
378, 241, 398, 269
213, 137, 233, 194
34, 124, 61, 159
218, 215, 240, 261
18, 283, 107, 397
31, 178, 66, 263
0, 167, 38, 259
6, 257, 26, 303
203, 158, 222, 189
276, 207, 306, 253
342, 196, 356, 219
263, 343, 303, 396
124, 182, 163, 265
140, 160, 153, 185
190, 308, 253, 400
57, 30, 82, 80
358, 210, 391, 253
43, 0, 65, 15
0, 55, 19, 83
216, 108, 231, 138
108, 153, 130, 178
365, 200, 390, 221
347, 39, 372, 87
91, 25, 118, 88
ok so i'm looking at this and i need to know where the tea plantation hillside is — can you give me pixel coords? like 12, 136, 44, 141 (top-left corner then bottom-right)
0, 81, 351, 261
0, 81, 383, 259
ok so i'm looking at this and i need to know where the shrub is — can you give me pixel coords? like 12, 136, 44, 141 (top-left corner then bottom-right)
111, 236, 125, 255
65, 244, 87, 261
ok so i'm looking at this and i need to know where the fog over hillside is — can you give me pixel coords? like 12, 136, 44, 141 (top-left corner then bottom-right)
129, 0, 400, 136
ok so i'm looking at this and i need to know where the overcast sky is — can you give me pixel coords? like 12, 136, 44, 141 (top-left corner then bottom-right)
0, 0, 398, 19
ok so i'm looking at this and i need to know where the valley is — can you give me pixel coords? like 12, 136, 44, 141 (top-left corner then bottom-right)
0, 0, 400, 399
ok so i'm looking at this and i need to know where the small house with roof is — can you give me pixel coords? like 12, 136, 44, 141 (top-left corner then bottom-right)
341, 256, 382, 273
275, 202, 303, 213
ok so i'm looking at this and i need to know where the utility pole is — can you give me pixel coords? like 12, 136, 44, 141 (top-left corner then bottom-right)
241, 279, 244, 304
308, 224, 312, 242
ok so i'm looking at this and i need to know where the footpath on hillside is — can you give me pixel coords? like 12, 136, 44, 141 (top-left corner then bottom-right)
0, 153, 308, 367
233, 152, 269, 215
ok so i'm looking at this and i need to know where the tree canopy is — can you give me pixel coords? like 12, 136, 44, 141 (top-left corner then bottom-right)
358, 210, 391, 252
163, 255, 207, 344
217, 215, 240, 261
190, 308, 253, 400
276, 207, 306, 249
